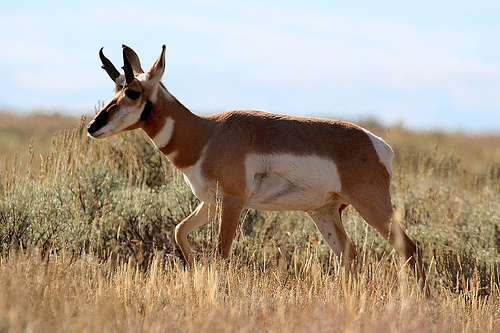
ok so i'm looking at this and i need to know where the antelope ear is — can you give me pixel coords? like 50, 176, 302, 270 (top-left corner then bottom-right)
122, 44, 144, 75
99, 47, 121, 82
146, 45, 167, 83
122, 48, 136, 85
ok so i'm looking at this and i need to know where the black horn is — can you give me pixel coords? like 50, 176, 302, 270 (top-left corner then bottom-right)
122, 44, 144, 75
99, 47, 121, 82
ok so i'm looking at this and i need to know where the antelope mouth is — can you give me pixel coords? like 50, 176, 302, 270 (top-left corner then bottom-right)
87, 122, 112, 139
87, 129, 108, 139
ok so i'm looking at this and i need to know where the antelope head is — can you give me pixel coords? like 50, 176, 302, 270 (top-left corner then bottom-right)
87, 45, 166, 139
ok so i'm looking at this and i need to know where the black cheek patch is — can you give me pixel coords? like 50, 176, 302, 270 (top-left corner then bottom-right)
141, 100, 153, 121
87, 111, 109, 134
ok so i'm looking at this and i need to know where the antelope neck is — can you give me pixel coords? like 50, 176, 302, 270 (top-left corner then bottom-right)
142, 87, 213, 169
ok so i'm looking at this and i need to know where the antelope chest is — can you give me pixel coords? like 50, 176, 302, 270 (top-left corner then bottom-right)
178, 156, 218, 204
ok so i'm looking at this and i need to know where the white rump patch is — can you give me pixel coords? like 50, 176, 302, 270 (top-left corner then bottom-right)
361, 128, 394, 178
244, 154, 342, 211
152, 117, 175, 149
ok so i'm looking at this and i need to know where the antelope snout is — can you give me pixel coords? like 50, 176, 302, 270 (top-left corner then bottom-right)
87, 112, 109, 139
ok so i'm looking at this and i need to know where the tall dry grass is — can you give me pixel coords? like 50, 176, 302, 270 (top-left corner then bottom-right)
1, 249, 499, 332
0, 112, 79, 172
0, 113, 499, 332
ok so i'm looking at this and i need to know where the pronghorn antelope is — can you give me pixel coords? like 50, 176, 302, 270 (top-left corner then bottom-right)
87, 45, 426, 291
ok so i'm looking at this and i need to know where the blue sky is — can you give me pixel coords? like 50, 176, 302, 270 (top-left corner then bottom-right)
1, 1, 499, 133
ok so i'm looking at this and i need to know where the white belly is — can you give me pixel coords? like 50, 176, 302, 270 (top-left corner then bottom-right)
244, 153, 342, 211
178, 153, 342, 211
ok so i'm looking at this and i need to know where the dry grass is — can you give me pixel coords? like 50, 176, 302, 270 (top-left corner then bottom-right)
0, 112, 79, 172
0, 113, 499, 332
1, 249, 498, 333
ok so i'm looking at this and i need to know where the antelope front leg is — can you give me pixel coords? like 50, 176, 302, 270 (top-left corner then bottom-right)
217, 195, 246, 259
175, 202, 216, 265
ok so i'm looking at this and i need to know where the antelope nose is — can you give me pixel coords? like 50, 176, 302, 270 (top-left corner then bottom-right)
87, 112, 109, 137
87, 120, 98, 136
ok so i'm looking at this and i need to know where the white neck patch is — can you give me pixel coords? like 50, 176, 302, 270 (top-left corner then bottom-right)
152, 117, 175, 149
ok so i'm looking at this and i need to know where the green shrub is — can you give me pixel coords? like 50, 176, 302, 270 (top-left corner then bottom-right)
0, 115, 499, 293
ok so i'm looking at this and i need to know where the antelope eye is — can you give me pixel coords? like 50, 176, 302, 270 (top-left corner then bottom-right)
125, 89, 141, 100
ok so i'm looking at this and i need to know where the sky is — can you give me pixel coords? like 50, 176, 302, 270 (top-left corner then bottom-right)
1, 0, 500, 133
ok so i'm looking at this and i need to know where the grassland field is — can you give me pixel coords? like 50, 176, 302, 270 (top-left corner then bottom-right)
0, 111, 499, 332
